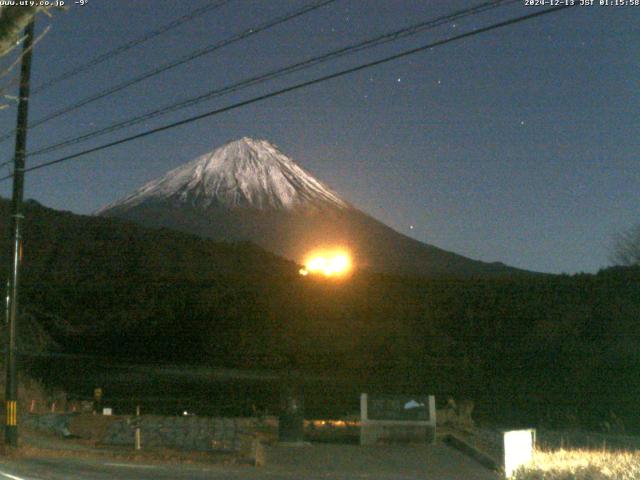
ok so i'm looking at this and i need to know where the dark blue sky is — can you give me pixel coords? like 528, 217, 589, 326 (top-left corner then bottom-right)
0, 0, 637, 274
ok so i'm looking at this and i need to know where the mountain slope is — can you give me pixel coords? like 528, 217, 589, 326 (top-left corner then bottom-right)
99, 137, 526, 277
0, 198, 297, 343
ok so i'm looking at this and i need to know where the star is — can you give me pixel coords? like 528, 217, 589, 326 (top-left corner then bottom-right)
410, 225, 414, 230
520, 120, 526, 126
397, 77, 402, 83
437, 79, 442, 85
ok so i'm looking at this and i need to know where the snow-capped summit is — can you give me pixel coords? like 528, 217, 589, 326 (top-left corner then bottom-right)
98, 137, 524, 277
97, 137, 348, 214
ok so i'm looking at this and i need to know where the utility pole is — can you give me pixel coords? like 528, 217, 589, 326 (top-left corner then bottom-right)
4, 18, 35, 447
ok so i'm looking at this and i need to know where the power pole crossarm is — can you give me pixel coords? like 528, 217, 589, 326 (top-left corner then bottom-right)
5, 17, 35, 448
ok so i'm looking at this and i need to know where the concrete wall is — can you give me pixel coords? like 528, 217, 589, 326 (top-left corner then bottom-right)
360, 423, 435, 445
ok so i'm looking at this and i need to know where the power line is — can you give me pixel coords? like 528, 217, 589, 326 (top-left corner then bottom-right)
30, 0, 233, 95
0, 0, 337, 146
0, 5, 574, 183
27, 0, 519, 159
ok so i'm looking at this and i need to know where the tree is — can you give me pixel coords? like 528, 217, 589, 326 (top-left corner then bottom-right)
0, 6, 57, 110
0, 6, 40, 57
611, 224, 640, 266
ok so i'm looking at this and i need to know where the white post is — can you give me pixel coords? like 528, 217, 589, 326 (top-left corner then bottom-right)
360, 393, 368, 445
135, 405, 141, 450
428, 395, 436, 425
360, 393, 368, 422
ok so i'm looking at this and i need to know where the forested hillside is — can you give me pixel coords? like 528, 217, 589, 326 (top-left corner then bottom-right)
1, 199, 639, 431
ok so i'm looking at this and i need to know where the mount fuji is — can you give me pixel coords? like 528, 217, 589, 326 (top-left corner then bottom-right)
97, 137, 521, 276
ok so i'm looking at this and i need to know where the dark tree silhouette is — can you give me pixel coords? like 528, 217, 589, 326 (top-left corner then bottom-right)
611, 224, 640, 266
0, 6, 40, 56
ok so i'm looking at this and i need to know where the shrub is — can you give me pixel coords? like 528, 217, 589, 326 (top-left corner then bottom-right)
513, 449, 640, 480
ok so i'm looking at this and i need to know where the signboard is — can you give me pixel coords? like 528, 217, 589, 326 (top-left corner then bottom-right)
367, 394, 432, 422
360, 393, 436, 445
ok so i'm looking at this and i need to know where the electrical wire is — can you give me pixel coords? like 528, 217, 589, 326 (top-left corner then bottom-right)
27, 0, 519, 159
0, 5, 575, 183
0, 0, 338, 145
30, 0, 233, 95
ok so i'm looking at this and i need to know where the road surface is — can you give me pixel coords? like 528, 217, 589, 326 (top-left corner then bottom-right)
0, 444, 499, 479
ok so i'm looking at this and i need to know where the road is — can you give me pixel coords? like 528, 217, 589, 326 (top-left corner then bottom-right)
0, 444, 499, 479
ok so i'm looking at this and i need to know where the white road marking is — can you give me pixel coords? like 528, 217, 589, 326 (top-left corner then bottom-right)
103, 462, 159, 469
0, 470, 31, 480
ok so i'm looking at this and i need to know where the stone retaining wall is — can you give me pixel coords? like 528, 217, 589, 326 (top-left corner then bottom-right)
24, 413, 271, 452
102, 415, 250, 451
23, 413, 73, 437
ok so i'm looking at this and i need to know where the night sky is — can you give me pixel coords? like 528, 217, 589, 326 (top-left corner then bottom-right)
0, 0, 637, 274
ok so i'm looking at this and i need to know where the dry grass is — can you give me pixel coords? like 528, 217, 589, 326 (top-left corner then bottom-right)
513, 448, 640, 480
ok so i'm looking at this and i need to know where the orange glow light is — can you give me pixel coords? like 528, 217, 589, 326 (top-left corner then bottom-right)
300, 250, 352, 277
